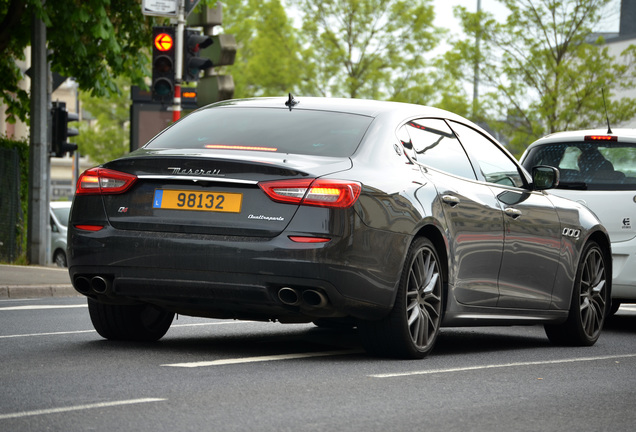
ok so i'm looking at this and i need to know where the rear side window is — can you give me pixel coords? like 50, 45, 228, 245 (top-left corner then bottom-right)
145, 107, 374, 157
449, 121, 525, 188
402, 118, 477, 179
523, 142, 636, 190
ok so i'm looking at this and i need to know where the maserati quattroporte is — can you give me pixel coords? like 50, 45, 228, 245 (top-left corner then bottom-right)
68, 96, 611, 359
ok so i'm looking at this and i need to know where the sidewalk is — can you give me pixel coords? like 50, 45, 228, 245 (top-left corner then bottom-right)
0, 264, 79, 299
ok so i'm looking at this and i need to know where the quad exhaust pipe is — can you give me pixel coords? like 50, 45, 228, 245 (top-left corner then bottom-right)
73, 275, 113, 295
302, 289, 328, 308
90, 276, 111, 294
277, 287, 329, 308
278, 287, 302, 306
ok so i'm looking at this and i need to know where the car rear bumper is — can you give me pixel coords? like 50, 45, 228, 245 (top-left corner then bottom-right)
68, 225, 410, 321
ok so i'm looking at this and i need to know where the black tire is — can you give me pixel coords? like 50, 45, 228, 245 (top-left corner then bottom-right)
609, 300, 621, 316
88, 298, 174, 342
53, 250, 67, 267
358, 237, 444, 359
545, 241, 609, 346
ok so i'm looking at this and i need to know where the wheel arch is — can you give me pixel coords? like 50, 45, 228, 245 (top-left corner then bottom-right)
587, 229, 613, 296
414, 223, 449, 308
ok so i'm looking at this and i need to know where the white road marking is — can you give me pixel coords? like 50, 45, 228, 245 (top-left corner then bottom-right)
171, 321, 258, 328
162, 349, 362, 368
0, 304, 86, 311
370, 353, 636, 378
0, 321, 256, 339
0, 398, 166, 420
0, 330, 96, 339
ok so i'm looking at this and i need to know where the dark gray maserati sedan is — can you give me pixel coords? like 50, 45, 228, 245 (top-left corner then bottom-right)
68, 96, 611, 359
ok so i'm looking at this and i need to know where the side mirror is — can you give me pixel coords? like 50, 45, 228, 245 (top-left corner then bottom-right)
532, 165, 559, 190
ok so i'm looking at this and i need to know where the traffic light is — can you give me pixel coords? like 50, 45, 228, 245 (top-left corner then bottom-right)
183, 29, 213, 82
198, 74, 235, 105
197, 34, 237, 105
152, 26, 176, 103
203, 34, 237, 67
51, 101, 79, 158
186, 3, 237, 105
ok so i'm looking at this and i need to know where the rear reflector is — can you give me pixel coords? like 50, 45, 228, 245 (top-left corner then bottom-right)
76, 168, 137, 195
74, 225, 104, 232
585, 135, 617, 141
259, 179, 361, 208
288, 236, 331, 243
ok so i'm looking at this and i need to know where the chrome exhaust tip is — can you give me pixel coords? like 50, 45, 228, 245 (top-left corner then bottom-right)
302, 289, 328, 308
278, 287, 301, 306
90, 276, 111, 294
73, 276, 92, 295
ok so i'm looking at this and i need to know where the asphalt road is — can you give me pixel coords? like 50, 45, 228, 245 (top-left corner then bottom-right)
1, 296, 635, 431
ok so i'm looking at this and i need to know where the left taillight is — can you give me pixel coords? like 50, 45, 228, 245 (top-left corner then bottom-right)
259, 178, 361, 208
76, 168, 137, 195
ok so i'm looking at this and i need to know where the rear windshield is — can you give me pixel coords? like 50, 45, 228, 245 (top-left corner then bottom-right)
145, 107, 374, 158
522, 141, 636, 190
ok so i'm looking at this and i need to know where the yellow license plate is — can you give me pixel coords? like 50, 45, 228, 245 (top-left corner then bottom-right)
153, 189, 242, 213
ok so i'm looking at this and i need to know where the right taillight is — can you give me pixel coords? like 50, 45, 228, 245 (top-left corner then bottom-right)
259, 179, 361, 208
76, 168, 137, 195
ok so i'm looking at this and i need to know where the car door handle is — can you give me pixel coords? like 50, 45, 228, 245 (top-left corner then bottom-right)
504, 207, 523, 219
442, 195, 460, 207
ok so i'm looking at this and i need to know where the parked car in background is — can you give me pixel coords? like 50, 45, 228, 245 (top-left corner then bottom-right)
50, 201, 71, 267
520, 128, 636, 314
69, 96, 611, 359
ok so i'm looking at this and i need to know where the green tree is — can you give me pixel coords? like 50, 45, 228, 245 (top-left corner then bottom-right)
75, 76, 131, 165
292, 0, 444, 102
223, 0, 305, 98
453, 0, 636, 154
0, 0, 153, 123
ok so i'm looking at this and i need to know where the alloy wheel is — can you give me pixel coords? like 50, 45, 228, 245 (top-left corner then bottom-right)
405, 244, 443, 351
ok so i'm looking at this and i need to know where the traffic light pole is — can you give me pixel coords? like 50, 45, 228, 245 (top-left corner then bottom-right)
27, 11, 50, 265
173, 0, 186, 122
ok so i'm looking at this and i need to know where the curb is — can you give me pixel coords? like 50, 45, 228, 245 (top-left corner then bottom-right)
0, 285, 80, 300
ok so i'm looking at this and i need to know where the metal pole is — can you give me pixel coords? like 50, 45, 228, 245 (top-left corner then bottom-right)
173, 0, 185, 122
27, 11, 50, 265
472, 0, 481, 120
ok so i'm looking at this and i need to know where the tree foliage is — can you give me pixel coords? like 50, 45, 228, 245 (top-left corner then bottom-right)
75, 75, 131, 165
222, 0, 305, 98
453, 0, 636, 154
292, 0, 446, 103
0, 0, 153, 123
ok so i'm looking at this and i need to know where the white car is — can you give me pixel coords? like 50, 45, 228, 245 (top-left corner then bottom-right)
520, 128, 636, 313
50, 201, 72, 267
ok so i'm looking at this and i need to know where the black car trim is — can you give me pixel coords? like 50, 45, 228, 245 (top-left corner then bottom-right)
137, 175, 259, 184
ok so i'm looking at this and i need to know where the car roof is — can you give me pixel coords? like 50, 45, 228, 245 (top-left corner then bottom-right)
201, 96, 469, 122
528, 128, 636, 147
197, 96, 503, 147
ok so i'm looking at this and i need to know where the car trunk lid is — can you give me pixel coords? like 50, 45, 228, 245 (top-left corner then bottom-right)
99, 150, 352, 237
